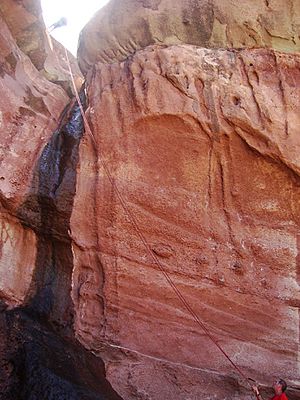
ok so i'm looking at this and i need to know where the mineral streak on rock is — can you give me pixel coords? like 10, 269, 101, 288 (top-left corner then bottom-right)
0, 1, 123, 398
0, 302, 123, 400
71, 45, 300, 399
1, 0, 300, 399
0, 5, 69, 306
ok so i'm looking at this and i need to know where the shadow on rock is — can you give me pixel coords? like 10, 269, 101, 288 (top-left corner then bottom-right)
0, 91, 122, 400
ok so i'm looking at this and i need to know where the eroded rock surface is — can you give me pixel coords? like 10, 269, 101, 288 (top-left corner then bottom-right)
75, 4, 300, 397
0, 1, 123, 399
0, 0, 83, 92
71, 45, 300, 399
0, 3, 69, 306
78, 0, 300, 73
1, 0, 300, 398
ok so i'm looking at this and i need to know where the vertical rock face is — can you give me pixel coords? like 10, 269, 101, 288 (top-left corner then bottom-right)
1, 0, 299, 399
74, 1, 300, 399
0, 0, 70, 307
0, 1, 122, 399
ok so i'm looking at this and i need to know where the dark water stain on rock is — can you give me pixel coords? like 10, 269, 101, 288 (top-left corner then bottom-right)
8, 90, 123, 400
180, 0, 214, 44
20, 91, 87, 327
0, 302, 122, 400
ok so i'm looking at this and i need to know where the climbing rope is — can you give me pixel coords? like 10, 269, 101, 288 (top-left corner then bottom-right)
64, 48, 257, 396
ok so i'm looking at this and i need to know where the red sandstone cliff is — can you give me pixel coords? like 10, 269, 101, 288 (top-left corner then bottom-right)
0, 0, 299, 399
73, 1, 300, 399
0, 1, 122, 398
0, 0, 70, 307
72, 45, 300, 400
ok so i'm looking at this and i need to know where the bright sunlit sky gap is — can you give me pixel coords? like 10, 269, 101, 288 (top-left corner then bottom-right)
41, 0, 110, 55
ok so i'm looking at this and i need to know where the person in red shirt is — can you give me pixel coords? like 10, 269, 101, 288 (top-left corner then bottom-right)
253, 379, 288, 400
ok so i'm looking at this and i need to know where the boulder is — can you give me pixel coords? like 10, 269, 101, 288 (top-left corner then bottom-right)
78, 0, 300, 74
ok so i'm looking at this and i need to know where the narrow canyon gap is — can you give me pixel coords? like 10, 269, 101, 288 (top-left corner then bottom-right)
0, 1, 300, 400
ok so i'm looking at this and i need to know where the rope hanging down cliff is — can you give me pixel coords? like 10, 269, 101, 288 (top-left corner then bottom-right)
64, 47, 258, 398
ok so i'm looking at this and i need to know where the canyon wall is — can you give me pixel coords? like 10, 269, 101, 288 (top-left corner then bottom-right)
74, 1, 300, 399
0, 0, 70, 308
0, 1, 122, 398
0, 0, 299, 399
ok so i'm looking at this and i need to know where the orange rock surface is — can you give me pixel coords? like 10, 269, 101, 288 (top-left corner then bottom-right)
0, 0, 299, 399
71, 45, 300, 399
0, 1, 70, 306
0, 2, 123, 398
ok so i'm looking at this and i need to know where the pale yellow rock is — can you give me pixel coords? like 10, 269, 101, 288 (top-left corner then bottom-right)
78, 0, 300, 74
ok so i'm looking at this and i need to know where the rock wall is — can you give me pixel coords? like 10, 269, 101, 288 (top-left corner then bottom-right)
0, 0, 83, 91
0, 0, 69, 307
78, 0, 300, 73
0, 0, 299, 399
74, 1, 300, 399
0, 1, 122, 398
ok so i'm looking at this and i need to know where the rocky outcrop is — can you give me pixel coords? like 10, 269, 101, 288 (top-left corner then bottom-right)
1, 0, 299, 399
0, 3, 69, 306
0, 1, 122, 398
0, 0, 83, 93
78, 0, 300, 73
71, 44, 300, 399
74, 3, 300, 397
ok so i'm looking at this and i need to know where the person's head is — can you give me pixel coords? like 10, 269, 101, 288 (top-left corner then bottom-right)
273, 379, 287, 395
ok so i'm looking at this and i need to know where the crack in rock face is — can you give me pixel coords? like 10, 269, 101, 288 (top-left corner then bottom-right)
1, 0, 300, 399
0, 88, 122, 399
0, 2, 122, 398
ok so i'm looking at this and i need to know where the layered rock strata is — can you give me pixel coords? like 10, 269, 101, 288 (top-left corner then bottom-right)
0, 0, 299, 398
72, 44, 300, 399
